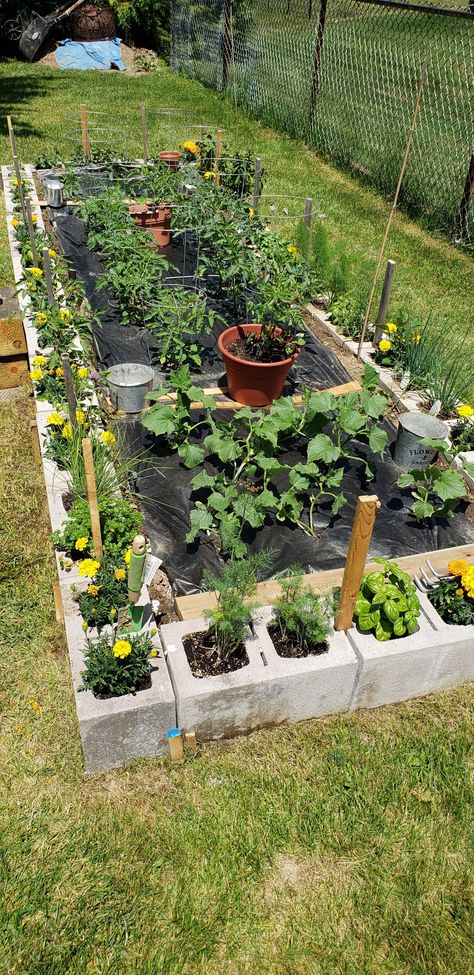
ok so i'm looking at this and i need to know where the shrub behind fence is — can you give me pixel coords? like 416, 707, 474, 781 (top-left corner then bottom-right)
171, 0, 474, 245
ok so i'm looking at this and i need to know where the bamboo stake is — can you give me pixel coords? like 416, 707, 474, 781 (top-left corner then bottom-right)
372, 259, 396, 347
357, 55, 428, 357
80, 103, 90, 158
253, 157, 262, 212
81, 438, 103, 559
12, 154, 28, 225
140, 104, 149, 161
215, 127, 223, 185
42, 247, 55, 306
334, 495, 380, 631
24, 198, 39, 266
61, 355, 78, 430
6, 115, 17, 157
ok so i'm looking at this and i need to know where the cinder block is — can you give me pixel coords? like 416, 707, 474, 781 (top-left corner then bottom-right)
418, 591, 474, 692
160, 616, 271, 741
252, 607, 358, 721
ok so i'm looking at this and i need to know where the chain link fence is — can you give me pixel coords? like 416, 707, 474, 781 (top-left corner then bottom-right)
171, 0, 474, 245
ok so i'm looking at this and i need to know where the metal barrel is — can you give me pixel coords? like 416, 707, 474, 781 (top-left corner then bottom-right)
43, 177, 64, 208
394, 411, 448, 470
106, 363, 155, 413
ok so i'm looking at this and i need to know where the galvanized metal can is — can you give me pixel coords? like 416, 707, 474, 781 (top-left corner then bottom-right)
106, 363, 155, 413
394, 411, 447, 470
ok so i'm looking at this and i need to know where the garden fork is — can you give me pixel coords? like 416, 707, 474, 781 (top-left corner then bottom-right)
414, 560, 450, 594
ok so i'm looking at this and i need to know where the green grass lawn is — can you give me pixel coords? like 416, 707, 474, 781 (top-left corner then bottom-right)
1, 60, 474, 974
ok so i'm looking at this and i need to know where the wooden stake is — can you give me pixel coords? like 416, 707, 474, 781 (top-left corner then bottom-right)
334, 495, 380, 632
357, 56, 428, 357
253, 157, 262, 212
61, 355, 78, 430
215, 127, 223, 185
372, 259, 396, 347
6, 115, 17, 157
42, 247, 55, 306
53, 580, 64, 624
167, 728, 184, 763
12, 154, 28, 225
185, 731, 197, 753
81, 438, 103, 559
29, 419, 41, 465
140, 104, 149, 161
24, 199, 39, 266
80, 103, 90, 158
304, 197, 313, 229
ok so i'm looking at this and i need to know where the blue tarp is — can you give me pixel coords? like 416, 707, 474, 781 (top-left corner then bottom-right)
55, 38, 125, 71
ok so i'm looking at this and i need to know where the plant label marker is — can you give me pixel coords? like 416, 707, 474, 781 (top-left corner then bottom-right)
81, 438, 103, 559
372, 259, 396, 347
24, 198, 39, 266
334, 495, 380, 631
167, 728, 184, 763
140, 104, 149, 161
42, 248, 55, 306
80, 103, 90, 158
61, 355, 78, 430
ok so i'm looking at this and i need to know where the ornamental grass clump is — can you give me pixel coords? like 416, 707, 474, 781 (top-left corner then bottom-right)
80, 632, 155, 698
354, 558, 421, 641
428, 559, 474, 626
272, 567, 333, 656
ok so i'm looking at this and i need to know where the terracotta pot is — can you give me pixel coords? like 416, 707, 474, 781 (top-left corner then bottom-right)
128, 203, 173, 247
218, 324, 298, 407
159, 151, 182, 171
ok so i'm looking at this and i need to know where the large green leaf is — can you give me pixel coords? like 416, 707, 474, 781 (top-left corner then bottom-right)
331, 492, 347, 515
412, 499, 434, 520
397, 472, 416, 488
431, 469, 466, 501
141, 404, 175, 437
190, 469, 216, 491
204, 432, 240, 463
368, 424, 388, 456
186, 506, 214, 542
307, 434, 341, 464
339, 408, 367, 436
233, 494, 266, 528
177, 442, 205, 469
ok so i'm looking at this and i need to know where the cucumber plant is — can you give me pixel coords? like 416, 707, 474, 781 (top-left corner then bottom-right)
354, 557, 421, 641
397, 438, 473, 521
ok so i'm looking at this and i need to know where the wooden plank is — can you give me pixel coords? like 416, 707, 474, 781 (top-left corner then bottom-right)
175, 542, 474, 620
0, 317, 26, 357
153, 379, 361, 412
334, 495, 380, 631
0, 356, 28, 389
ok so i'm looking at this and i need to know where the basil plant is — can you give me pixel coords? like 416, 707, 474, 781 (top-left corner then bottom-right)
354, 557, 421, 641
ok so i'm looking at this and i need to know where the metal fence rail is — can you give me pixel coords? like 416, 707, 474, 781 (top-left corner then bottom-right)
171, 0, 474, 245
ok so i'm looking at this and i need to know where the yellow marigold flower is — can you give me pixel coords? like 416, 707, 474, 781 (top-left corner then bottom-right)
59, 308, 71, 322
203, 171, 216, 180
447, 559, 469, 577
124, 549, 132, 566
456, 404, 474, 419
287, 245, 299, 257
55, 367, 64, 377
78, 558, 101, 579
76, 409, 85, 424
87, 584, 101, 596
62, 421, 73, 439
181, 140, 198, 155
30, 266, 43, 278
114, 568, 126, 581
110, 608, 117, 617
75, 536, 89, 552
379, 339, 392, 352
455, 588, 464, 597
82, 621, 88, 631
30, 368, 43, 381
101, 430, 116, 447
386, 322, 397, 334
411, 332, 421, 344
113, 639, 132, 659
48, 249, 57, 258
36, 312, 48, 326
12, 177, 19, 187
77, 367, 89, 379
47, 411, 65, 427
248, 206, 254, 218
33, 355, 47, 367
28, 698, 42, 715
31, 214, 37, 224
10, 218, 20, 227
150, 649, 158, 658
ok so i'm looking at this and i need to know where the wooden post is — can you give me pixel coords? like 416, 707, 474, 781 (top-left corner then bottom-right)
304, 197, 313, 229
309, 0, 328, 126
42, 247, 55, 306
372, 259, 396, 347
61, 355, 78, 430
334, 495, 380, 632
12, 154, 28, 225
24, 199, 39, 266
53, 580, 64, 624
458, 153, 474, 242
80, 103, 90, 158
357, 56, 428, 356
6, 115, 17, 157
167, 728, 184, 763
140, 104, 149, 162
253, 157, 262, 212
29, 420, 41, 465
81, 438, 103, 558
215, 127, 223, 185
185, 731, 197, 753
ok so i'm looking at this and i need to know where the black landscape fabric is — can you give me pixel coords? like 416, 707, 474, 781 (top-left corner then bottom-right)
52, 207, 474, 594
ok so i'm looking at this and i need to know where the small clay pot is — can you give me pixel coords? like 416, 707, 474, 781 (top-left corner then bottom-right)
128, 203, 173, 247
159, 151, 182, 171
218, 323, 299, 407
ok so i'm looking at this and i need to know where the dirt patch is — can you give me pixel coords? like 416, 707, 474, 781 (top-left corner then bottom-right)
37, 42, 160, 77
148, 568, 178, 624
183, 631, 249, 678
264, 851, 360, 903
268, 622, 328, 658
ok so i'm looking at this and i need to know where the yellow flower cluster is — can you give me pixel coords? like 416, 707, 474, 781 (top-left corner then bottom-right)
461, 565, 474, 599
411, 332, 421, 344
78, 558, 101, 579
204, 171, 216, 180
48, 249, 57, 258
30, 266, 43, 278
385, 322, 397, 334
113, 639, 132, 659
114, 568, 126, 581
447, 559, 474, 599
456, 404, 474, 419
77, 367, 89, 380
75, 536, 89, 552
36, 312, 48, 326
10, 218, 20, 228
447, 559, 469, 577
181, 140, 198, 155
55, 367, 64, 377
30, 368, 43, 381
379, 339, 391, 352
31, 214, 37, 224
124, 549, 132, 566
87, 584, 102, 596
59, 308, 72, 323
33, 355, 46, 367
287, 245, 299, 257
248, 206, 254, 218
47, 411, 65, 427
62, 421, 73, 440
101, 430, 116, 447
76, 409, 85, 424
